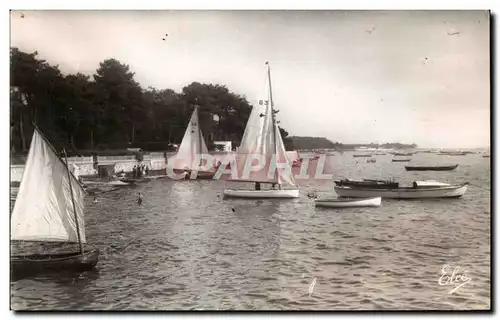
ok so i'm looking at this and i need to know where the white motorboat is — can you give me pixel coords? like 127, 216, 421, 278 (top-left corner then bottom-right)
315, 197, 381, 208
334, 182, 468, 199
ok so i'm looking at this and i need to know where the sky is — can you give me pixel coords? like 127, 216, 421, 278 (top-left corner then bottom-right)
10, 10, 490, 148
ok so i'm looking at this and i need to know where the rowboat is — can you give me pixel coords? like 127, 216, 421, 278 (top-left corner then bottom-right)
315, 197, 381, 208
405, 164, 458, 171
334, 182, 468, 199
392, 158, 411, 162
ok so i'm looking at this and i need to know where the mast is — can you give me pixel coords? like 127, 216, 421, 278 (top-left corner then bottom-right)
63, 148, 84, 254
266, 61, 279, 184
196, 105, 202, 166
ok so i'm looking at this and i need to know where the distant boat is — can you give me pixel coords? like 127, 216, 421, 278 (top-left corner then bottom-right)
447, 153, 468, 156
366, 158, 376, 163
393, 152, 414, 156
11, 128, 99, 278
168, 106, 217, 180
334, 179, 399, 189
392, 158, 412, 162
315, 197, 381, 208
482, 155, 490, 158
405, 164, 458, 171
334, 181, 468, 199
438, 152, 467, 156
107, 180, 130, 186
374, 153, 386, 155
353, 154, 372, 158
222, 62, 299, 199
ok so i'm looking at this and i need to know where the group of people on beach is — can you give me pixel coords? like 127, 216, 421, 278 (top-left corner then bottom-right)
132, 164, 149, 178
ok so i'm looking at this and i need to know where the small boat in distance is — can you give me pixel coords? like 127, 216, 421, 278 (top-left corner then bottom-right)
11, 127, 99, 278
334, 181, 468, 199
167, 106, 217, 180
405, 164, 458, 171
315, 197, 381, 208
392, 158, 412, 162
482, 155, 490, 158
353, 154, 372, 158
393, 152, 414, 156
334, 179, 399, 189
438, 152, 468, 156
366, 158, 376, 163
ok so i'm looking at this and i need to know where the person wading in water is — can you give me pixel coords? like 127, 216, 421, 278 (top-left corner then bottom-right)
137, 192, 143, 205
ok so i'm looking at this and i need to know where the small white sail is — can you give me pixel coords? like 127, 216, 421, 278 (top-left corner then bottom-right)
231, 62, 295, 186
170, 106, 209, 171
10, 129, 86, 243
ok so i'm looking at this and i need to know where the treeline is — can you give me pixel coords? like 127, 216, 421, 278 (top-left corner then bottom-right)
290, 136, 417, 150
290, 136, 338, 150
10, 47, 292, 155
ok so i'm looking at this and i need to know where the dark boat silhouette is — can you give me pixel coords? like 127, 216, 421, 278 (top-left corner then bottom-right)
405, 164, 458, 171
334, 179, 399, 189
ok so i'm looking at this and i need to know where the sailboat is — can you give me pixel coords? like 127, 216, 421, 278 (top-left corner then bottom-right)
10, 127, 99, 277
168, 106, 217, 180
222, 62, 299, 198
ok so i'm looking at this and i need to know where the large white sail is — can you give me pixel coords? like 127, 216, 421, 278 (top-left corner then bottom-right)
11, 129, 86, 243
170, 106, 209, 171
232, 62, 295, 185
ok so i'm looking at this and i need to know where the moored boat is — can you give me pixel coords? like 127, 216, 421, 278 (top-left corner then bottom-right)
353, 154, 372, 158
334, 182, 468, 199
392, 158, 411, 162
392, 152, 414, 156
315, 197, 381, 208
334, 179, 399, 189
405, 164, 458, 171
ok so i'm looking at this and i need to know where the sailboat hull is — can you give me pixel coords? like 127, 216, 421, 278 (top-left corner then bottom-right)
11, 247, 99, 278
222, 189, 299, 199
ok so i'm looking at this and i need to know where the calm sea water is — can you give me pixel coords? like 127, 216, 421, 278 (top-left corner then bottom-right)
10, 152, 491, 310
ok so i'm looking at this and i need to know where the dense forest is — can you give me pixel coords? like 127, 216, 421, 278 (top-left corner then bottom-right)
290, 136, 417, 150
10, 47, 293, 155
